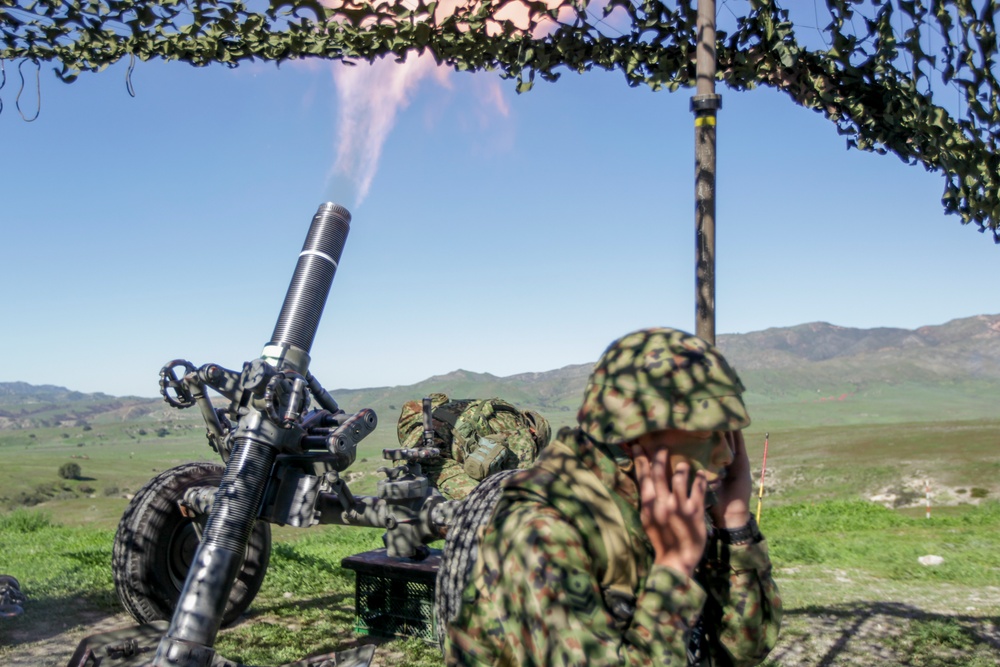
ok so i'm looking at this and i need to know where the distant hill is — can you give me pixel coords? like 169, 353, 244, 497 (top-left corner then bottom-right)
0, 382, 116, 404
714, 314, 1000, 427
333, 314, 1000, 429
719, 315, 1000, 373
331, 364, 593, 415
0, 383, 167, 430
719, 314, 1000, 398
3, 314, 999, 430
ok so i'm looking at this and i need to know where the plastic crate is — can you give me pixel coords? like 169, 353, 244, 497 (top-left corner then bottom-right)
341, 548, 441, 643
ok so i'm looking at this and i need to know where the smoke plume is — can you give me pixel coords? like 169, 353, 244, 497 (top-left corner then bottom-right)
329, 52, 450, 206
325, 0, 596, 205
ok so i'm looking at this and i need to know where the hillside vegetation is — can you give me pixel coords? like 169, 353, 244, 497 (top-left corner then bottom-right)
2, 314, 999, 433
2, 315, 997, 536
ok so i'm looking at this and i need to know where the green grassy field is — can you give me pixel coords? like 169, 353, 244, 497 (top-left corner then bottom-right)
1, 412, 998, 666
0, 421, 217, 527
1, 499, 997, 666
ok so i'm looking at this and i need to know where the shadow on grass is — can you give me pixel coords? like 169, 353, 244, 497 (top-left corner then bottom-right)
240, 591, 356, 620
0, 589, 123, 648
216, 592, 401, 666
774, 601, 1000, 667
2, 590, 387, 667
269, 543, 356, 585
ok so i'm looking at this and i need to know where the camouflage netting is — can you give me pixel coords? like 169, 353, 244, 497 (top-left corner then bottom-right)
1, 0, 997, 239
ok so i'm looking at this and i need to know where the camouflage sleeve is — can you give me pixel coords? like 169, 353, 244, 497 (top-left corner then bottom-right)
699, 537, 783, 666
502, 428, 540, 468
454, 501, 707, 666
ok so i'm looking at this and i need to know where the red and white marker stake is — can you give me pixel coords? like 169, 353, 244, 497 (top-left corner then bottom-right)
755, 432, 769, 526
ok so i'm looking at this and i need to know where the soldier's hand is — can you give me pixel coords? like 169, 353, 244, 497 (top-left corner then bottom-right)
709, 430, 752, 529
632, 442, 707, 578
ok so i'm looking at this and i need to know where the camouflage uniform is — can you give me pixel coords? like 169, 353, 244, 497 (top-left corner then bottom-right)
445, 329, 782, 666
397, 394, 551, 500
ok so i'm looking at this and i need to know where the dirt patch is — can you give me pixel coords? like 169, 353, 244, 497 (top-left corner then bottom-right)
867, 476, 990, 509
771, 602, 1000, 666
3, 601, 998, 667
0, 606, 133, 667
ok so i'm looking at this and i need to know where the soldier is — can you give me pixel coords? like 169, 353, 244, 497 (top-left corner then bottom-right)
397, 394, 551, 500
446, 327, 782, 666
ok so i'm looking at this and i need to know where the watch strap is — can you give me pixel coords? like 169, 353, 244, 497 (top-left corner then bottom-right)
717, 515, 762, 545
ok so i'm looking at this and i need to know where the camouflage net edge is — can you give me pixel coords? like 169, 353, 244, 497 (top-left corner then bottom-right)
1, 0, 997, 240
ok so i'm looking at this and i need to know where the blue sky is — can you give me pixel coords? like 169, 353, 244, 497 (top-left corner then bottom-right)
1, 54, 996, 397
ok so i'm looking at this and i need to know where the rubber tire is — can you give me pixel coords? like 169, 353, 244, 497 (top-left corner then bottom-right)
112, 462, 271, 627
434, 469, 520, 650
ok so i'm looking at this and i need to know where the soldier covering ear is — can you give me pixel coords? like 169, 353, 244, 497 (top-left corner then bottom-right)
446, 327, 781, 667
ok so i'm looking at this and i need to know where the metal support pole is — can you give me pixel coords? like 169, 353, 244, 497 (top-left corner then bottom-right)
693, 0, 721, 344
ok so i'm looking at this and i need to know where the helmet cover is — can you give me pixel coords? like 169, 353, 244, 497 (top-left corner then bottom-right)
577, 327, 750, 444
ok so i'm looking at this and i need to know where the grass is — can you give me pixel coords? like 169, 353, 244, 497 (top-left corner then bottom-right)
887, 618, 1000, 667
212, 529, 446, 667
740, 419, 1000, 507
1, 413, 999, 665
2, 497, 999, 665
0, 420, 218, 526
4, 416, 998, 529
0, 510, 118, 628
766, 500, 1000, 589
742, 381, 1000, 429
0, 508, 441, 666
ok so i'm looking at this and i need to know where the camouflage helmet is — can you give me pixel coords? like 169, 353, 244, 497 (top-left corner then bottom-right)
577, 327, 750, 445
522, 410, 552, 450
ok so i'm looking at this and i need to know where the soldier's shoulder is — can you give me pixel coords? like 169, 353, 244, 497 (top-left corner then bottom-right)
494, 455, 595, 532
487, 494, 586, 555
494, 464, 558, 507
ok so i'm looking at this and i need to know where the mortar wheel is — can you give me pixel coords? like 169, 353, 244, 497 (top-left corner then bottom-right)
112, 462, 271, 627
434, 469, 520, 651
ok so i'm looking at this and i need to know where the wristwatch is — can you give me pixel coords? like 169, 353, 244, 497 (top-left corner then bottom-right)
717, 515, 762, 545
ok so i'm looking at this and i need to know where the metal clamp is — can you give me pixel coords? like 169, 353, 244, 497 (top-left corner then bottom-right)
690, 94, 723, 113
264, 371, 308, 428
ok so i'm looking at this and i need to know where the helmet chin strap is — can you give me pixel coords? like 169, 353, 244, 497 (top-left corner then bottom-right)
605, 442, 634, 471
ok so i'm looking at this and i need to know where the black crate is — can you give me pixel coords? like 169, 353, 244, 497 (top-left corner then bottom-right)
341, 548, 441, 643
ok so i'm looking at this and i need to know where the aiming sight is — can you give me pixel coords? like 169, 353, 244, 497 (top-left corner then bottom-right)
69, 203, 459, 667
